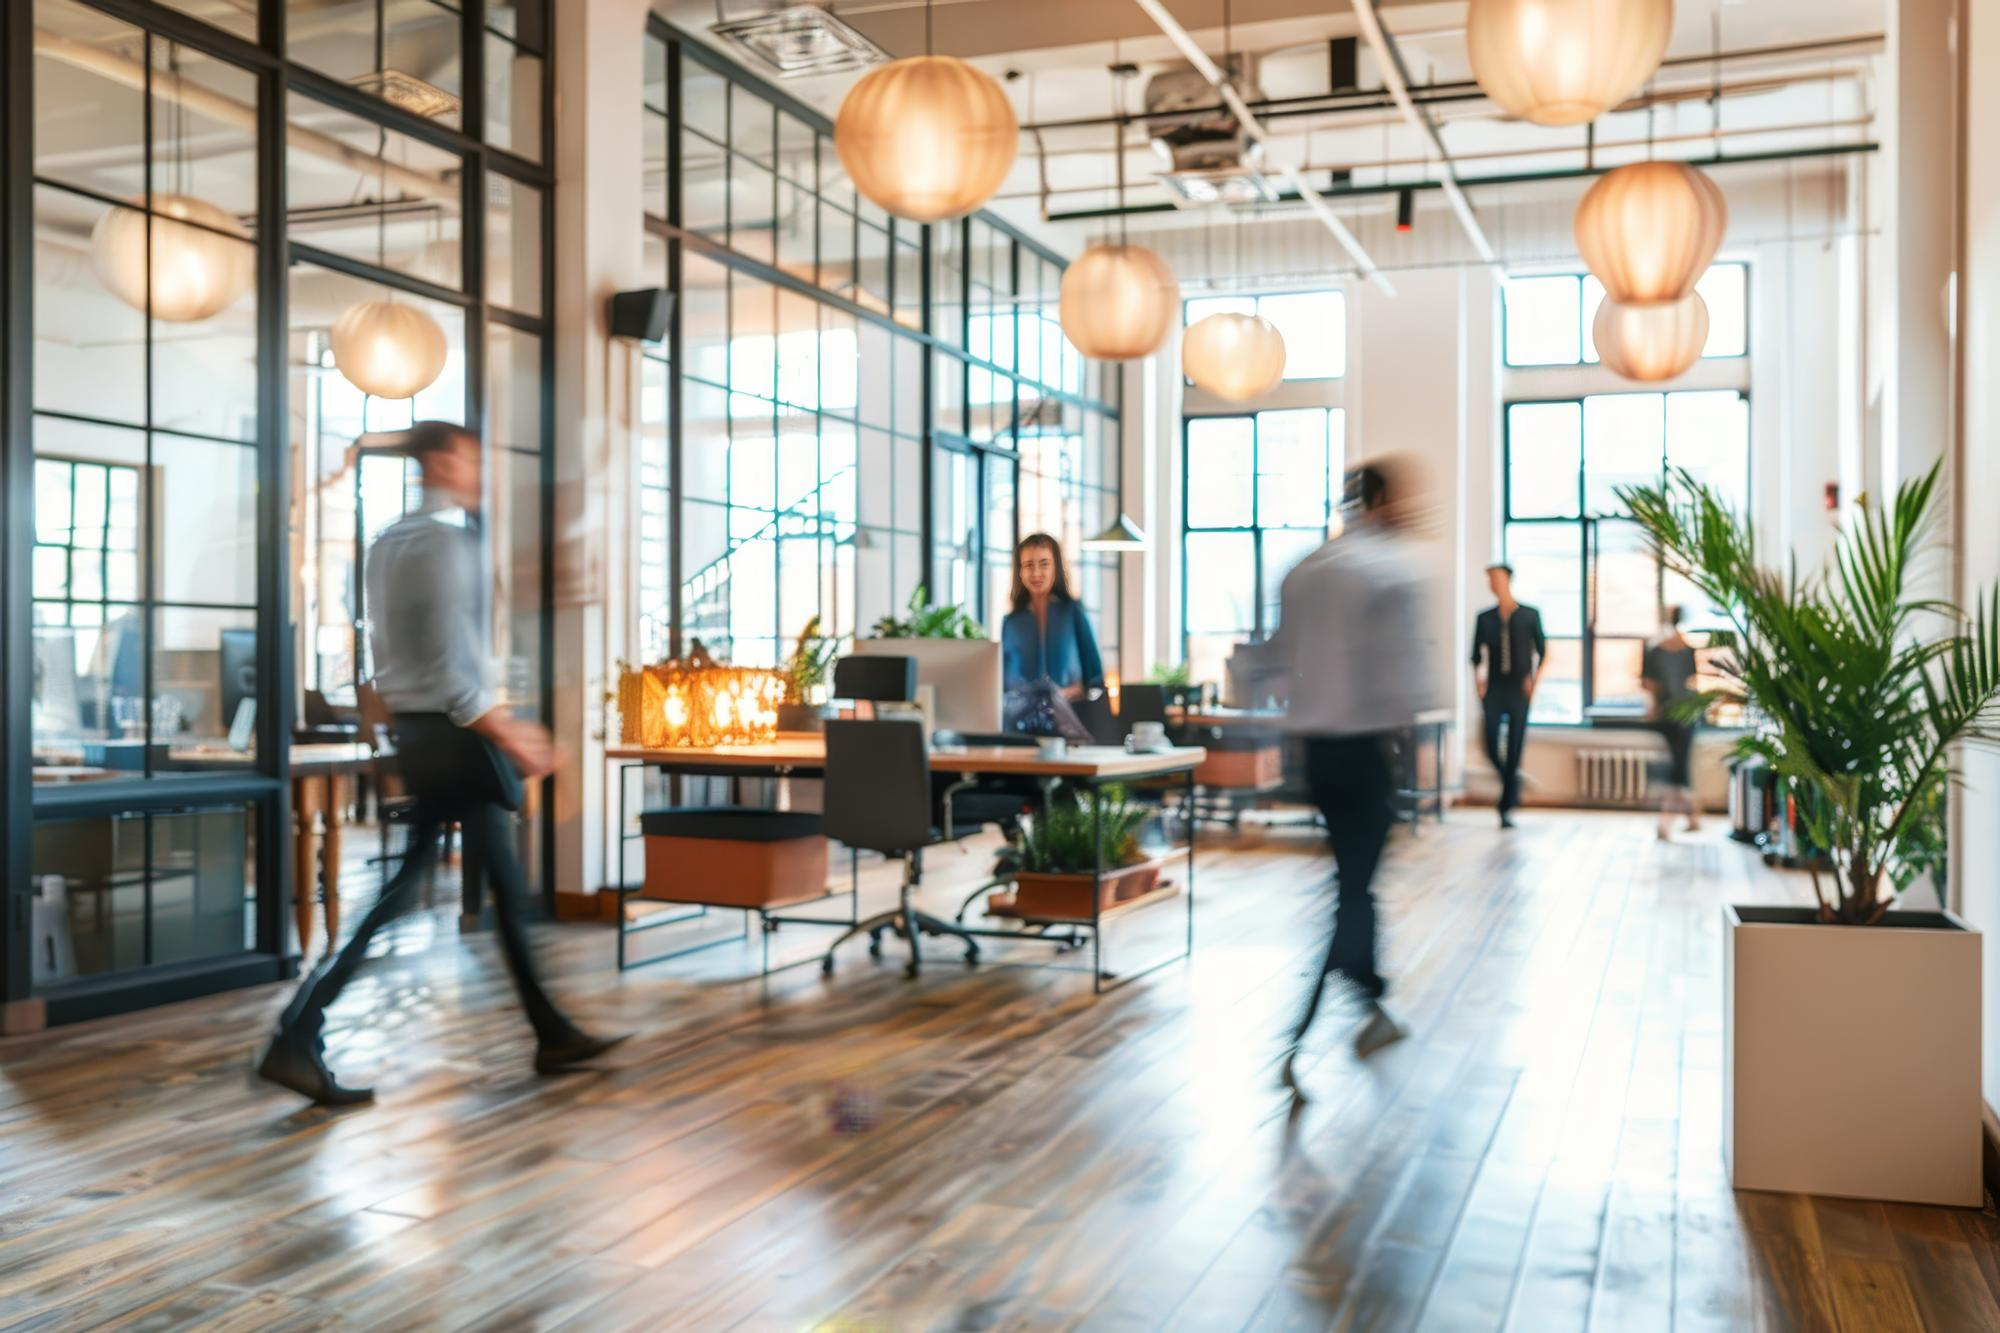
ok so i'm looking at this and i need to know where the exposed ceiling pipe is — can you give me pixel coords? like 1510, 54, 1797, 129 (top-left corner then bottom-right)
1130, 0, 1393, 294
1346, 0, 1498, 270
33, 28, 457, 208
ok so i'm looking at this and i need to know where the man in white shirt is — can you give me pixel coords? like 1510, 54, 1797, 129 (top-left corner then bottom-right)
1271, 457, 1436, 1072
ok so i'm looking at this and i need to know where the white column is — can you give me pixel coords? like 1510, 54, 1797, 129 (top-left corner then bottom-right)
1953, 0, 2000, 1109
551, 0, 649, 899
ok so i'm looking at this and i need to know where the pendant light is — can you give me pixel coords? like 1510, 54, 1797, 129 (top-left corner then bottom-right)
1574, 160, 1728, 304
330, 122, 448, 400
1183, 312, 1285, 400
832, 0, 1016, 223
1593, 292, 1709, 382
90, 48, 253, 322
1060, 61, 1178, 362
1466, 0, 1673, 127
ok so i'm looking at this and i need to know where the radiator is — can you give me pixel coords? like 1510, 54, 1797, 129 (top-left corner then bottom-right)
1576, 748, 1652, 805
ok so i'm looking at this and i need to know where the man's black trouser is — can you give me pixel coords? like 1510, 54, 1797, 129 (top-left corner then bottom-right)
1290, 732, 1396, 1045
277, 717, 576, 1049
1481, 684, 1531, 813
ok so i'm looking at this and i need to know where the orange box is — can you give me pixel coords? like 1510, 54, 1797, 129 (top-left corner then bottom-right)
639, 809, 828, 909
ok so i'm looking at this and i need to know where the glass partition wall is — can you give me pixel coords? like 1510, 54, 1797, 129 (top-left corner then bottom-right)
2, 0, 553, 1024
639, 25, 1120, 670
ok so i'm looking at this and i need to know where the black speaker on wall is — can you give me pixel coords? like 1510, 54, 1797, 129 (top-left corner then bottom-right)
608, 287, 674, 344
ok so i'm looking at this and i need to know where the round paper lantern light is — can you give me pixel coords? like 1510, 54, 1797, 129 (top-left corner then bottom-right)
330, 301, 448, 400
833, 55, 1017, 223
1574, 161, 1729, 303
90, 193, 254, 323
1593, 292, 1709, 382
1058, 244, 1179, 361
1182, 313, 1286, 401
1467, 0, 1673, 127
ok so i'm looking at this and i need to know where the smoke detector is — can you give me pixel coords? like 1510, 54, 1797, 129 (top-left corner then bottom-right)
712, 1, 888, 78
1144, 57, 1279, 207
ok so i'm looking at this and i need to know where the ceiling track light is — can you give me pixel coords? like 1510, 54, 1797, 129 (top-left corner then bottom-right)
1395, 187, 1415, 232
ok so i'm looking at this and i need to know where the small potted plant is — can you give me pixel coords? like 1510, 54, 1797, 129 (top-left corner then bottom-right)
1001, 785, 1162, 919
1622, 463, 2000, 1206
777, 616, 838, 733
1147, 661, 1201, 709
869, 585, 985, 640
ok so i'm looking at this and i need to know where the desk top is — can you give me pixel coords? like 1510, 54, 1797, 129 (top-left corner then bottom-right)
1170, 707, 1285, 728
607, 738, 1205, 779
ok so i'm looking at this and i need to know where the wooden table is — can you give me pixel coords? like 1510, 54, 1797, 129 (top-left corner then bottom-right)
607, 737, 1207, 991
287, 743, 373, 958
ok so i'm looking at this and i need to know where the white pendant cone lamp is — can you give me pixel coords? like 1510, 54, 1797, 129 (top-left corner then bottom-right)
1081, 512, 1147, 552
1466, 0, 1673, 127
832, 0, 1016, 222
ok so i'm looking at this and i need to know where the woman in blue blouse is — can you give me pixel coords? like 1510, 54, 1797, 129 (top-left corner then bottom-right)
1001, 533, 1105, 701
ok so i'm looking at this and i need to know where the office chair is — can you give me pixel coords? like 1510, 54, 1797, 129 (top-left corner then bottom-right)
1118, 683, 1170, 729
820, 719, 983, 978
831, 654, 915, 715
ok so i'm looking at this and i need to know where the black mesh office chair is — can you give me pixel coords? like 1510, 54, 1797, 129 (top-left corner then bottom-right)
819, 719, 983, 978
832, 654, 915, 712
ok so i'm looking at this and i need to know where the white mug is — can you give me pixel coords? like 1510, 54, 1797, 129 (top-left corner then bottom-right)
1126, 721, 1168, 751
1036, 735, 1068, 759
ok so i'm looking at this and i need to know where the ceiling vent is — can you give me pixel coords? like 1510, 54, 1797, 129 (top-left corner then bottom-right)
711, 1, 888, 78
1144, 56, 1279, 207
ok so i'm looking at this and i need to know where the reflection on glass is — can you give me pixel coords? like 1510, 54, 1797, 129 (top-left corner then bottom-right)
285, 91, 464, 286
486, 34, 544, 162
488, 176, 544, 316
289, 0, 465, 131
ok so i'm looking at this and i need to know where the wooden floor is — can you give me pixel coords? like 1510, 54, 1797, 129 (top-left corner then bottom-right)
3, 811, 1997, 1332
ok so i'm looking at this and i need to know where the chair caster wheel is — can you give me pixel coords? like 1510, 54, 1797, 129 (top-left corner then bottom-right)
821, 956, 835, 976
963, 951, 980, 966
904, 962, 921, 979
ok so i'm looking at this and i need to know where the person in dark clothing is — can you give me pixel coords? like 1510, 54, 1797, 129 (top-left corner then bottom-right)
1470, 563, 1546, 828
258, 421, 625, 1107
1270, 457, 1436, 1080
1642, 604, 1703, 840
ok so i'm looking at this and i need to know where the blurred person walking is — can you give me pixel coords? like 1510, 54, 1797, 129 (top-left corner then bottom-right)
1469, 562, 1546, 827
258, 421, 625, 1106
1642, 605, 1703, 840
1271, 458, 1436, 1077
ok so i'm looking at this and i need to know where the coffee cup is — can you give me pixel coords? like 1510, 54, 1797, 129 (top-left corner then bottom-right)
1036, 735, 1068, 759
1126, 721, 1168, 751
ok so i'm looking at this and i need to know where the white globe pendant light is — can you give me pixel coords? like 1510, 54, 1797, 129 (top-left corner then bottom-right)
1183, 313, 1287, 402
1593, 292, 1709, 382
1467, 0, 1673, 127
330, 301, 449, 400
1059, 244, 1179, 361
833, 55, 1017, 223
90, 193, 255, 323
1574, 161, 1728, 304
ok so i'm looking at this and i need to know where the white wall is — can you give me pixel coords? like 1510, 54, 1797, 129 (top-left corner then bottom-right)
1954, 0, 2000, 1111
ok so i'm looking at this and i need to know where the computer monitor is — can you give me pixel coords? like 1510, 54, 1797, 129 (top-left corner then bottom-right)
219, 628, 257, 739
851, 637, 1003, 736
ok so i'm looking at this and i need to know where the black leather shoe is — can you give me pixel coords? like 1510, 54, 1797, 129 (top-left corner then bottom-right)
535, 1031, 632, 1075
256, 1033, 374, 1107
1499, 811, 1516, 829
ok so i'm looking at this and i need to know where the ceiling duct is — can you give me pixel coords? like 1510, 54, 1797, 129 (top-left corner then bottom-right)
711, 1, 888, 78
1144, 56, 1278, 207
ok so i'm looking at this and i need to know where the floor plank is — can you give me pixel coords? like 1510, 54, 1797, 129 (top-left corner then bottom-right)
2, 812, 1995, 1331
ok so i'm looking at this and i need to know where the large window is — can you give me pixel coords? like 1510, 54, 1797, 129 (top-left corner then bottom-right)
10, 0, 554, 1014
640, 30, 1120, 670
1181, 408, 1345, 683
1503, 262, 1748, 367
1502, 389, 1749, 723
1184, 289, 1347, 381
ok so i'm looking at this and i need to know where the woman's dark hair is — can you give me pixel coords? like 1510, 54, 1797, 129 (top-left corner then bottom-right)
1009, 532, 1075, 613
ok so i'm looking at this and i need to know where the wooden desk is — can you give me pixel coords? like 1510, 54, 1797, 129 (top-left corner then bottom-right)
287, 744, 373, 958
608, 738, 1206, 991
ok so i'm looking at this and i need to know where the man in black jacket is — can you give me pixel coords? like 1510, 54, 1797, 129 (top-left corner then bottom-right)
1470, 562, 1545, 829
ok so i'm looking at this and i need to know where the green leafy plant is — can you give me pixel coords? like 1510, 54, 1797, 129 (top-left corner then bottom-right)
1620, 463, 2000, 924
780, 616, 838, 705
1148, 661, 1193, 690
1012, 784, 1152, 876
869, 585, 985, 640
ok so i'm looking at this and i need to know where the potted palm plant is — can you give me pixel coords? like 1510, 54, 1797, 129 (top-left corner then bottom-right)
1622, 463, 1999, 1206
998, 785, 1162, 919
777, 616, 837, 733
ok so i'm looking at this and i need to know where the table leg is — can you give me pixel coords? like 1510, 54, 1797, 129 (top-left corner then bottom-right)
460, 821, 487, 933
292, 774, 323, 958
322, 774, 348, 946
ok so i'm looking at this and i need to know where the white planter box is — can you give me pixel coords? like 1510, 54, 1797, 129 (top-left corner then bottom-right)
1723, 904, 1983, 1206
